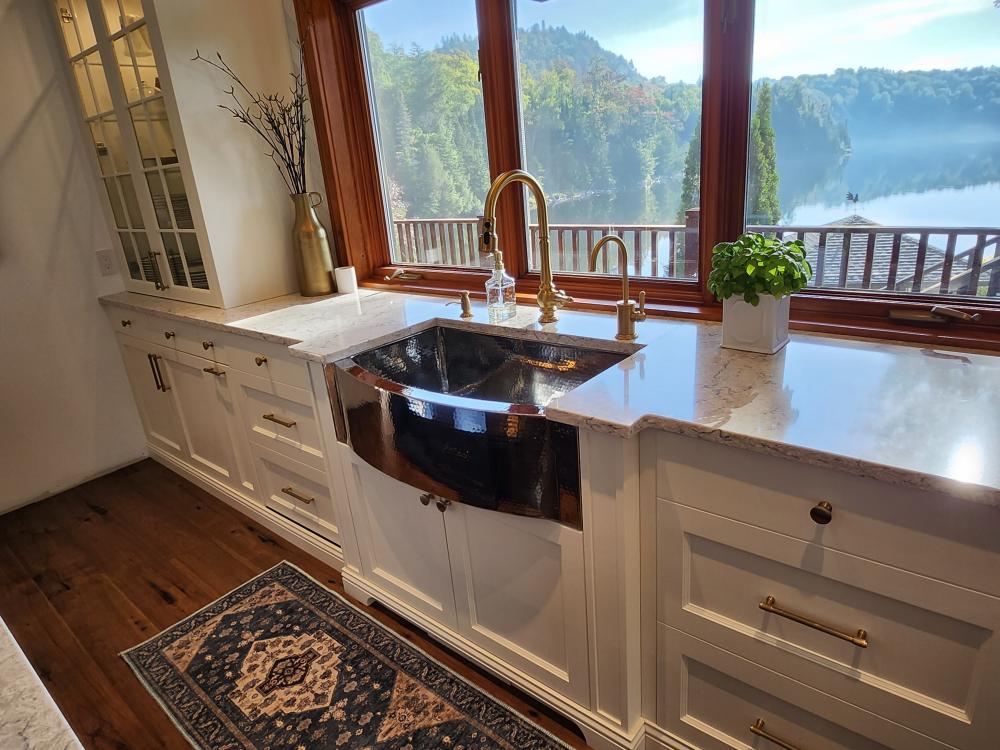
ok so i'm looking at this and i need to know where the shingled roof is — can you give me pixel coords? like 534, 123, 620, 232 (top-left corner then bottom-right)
802, 214, 944, 291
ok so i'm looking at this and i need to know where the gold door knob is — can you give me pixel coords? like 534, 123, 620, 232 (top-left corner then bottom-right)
810, 501, 833, 525
164, 331, 175, 340
254, 355, 268, 367
419, 492, 433, 506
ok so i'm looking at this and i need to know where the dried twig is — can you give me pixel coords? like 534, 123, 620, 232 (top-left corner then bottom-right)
193, 48, 310, 194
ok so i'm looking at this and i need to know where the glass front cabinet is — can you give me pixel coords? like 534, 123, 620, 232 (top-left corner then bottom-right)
52, 0, 303, 308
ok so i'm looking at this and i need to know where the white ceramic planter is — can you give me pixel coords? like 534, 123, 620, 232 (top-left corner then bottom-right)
721, 294, 790, 354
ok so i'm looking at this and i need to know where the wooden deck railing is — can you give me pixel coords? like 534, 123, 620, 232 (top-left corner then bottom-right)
392, 213, 1000, 298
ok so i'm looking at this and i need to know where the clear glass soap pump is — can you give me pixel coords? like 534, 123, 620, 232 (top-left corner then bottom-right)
485, 250, 516, 322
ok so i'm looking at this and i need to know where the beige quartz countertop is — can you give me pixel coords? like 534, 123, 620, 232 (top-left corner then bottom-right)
101, 289, 1000, 507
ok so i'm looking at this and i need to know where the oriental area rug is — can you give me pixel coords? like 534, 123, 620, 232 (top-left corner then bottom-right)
122, 562, 570, 750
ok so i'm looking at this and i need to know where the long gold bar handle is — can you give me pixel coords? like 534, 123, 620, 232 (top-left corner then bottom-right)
262, 413, 296, 428
750, 719, 804, 750
281, 486, 314, 504
759, 596, 869, 648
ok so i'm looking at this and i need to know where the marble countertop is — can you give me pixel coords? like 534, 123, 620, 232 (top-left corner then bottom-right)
100, 289, 1000, 506
0, 620, 82, 749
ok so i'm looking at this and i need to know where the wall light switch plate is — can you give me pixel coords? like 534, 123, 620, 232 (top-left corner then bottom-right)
96, 248, 116, 276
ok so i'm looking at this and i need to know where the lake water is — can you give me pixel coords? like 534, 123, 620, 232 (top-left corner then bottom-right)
538, 135, 1000, 230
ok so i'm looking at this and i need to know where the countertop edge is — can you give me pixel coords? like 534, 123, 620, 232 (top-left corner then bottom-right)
100, 295, 304, 347
548, 407, 1000, 508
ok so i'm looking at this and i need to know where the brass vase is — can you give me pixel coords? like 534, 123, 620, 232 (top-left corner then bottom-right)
290, 192, 334, 296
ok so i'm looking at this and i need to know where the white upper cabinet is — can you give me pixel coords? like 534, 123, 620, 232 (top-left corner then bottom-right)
52, 0, 300, 308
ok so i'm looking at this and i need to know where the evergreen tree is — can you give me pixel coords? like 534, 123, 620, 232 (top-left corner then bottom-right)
676, 119, 701, 223
747, 82, 780, 223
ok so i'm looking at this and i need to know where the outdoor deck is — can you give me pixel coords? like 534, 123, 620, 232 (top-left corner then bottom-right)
392, 211, 1000, 298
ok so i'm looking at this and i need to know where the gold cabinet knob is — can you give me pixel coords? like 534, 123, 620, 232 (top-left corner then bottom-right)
120, 319, 131, 327
419, 492, 433, 506
254, 355, 268, 367
810, 501, 833, 525
164, 331, 175, 340
202, 340, 214, 350
435, 498, 451, 513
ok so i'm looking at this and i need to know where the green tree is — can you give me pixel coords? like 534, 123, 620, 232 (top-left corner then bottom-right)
676, 119, 701, 223
747, 82, 780, 223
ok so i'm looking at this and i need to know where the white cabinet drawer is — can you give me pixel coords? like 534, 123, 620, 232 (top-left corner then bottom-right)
658, 499, 1000, 750
654, 431, 1000, 598
657, 624, 950, 750
227, 337, 309, 390
107, 308, 168, 344
232, 370, 324, 470
252, 444, 338, 543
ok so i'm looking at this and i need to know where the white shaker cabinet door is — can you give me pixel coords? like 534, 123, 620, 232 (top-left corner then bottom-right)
160, 350, 242, 492
117, 334, 186, 461
347, 459, 457, 630
444, 503, 591, 708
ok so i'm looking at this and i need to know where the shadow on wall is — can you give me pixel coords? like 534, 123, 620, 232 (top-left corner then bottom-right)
0, 0, 146, 513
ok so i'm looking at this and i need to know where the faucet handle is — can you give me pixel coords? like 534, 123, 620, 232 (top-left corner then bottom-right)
635, 290, 647, 320
555, 288, 573, 307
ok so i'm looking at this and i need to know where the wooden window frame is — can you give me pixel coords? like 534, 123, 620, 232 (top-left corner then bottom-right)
293, 0, 1000, 351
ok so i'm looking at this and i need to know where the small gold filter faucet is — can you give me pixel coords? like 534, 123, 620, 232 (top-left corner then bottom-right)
588, 235, 646, 340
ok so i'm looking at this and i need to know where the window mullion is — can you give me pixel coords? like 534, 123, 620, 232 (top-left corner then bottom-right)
699, 0, 755, 302
476, 0, 529, 279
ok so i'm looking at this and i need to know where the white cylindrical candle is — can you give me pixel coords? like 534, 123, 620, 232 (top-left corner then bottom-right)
334, 266, 358, 295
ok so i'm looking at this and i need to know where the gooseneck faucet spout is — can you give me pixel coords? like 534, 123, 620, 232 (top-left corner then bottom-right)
588, 234, 646, 340
481, 170, 572, 324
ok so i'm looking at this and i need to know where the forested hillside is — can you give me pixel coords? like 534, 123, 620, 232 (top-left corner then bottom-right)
366, 22, 1000, 222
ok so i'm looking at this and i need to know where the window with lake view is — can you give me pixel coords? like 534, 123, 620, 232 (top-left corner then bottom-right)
745, 0, 999, 299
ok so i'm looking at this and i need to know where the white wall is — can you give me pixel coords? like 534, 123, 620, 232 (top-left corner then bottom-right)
0, 0, 147, 513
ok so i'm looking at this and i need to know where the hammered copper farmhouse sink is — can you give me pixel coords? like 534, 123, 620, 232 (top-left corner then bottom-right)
330, 325, 630, 527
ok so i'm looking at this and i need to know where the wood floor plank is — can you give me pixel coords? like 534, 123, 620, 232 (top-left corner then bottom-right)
0, 459, 588, 749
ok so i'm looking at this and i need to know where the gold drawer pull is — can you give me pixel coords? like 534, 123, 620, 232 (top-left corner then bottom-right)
281, 486, 314, 504
750, 719, 804, 750
120, 319, 132, 328
254, 355, 268, 367
202, 340, 214, 350
262, 413, 296, 429
202, 366, 226, 377
164, 330, 175, 340
759, 595, 869, 648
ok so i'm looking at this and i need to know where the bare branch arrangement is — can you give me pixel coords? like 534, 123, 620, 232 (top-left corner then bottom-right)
193, 49, 309, 194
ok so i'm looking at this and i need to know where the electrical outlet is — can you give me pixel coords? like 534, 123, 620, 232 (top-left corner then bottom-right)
96, 248, 116, 276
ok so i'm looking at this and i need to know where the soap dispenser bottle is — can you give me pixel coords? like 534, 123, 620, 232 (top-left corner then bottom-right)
485, 250, 516, 322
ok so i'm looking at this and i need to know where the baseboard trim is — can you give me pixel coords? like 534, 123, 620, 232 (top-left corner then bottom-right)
148, 446, 343, 572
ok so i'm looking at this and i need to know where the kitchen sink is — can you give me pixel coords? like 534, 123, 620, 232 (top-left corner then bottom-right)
331, 325, 632, 527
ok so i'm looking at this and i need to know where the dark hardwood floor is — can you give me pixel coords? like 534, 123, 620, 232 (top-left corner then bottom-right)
0, 459, 588, 749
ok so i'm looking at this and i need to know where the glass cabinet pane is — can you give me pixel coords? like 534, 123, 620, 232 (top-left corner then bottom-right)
54, 1, 96, 57
145, 171, 171, 228
101, 115, 128, 171
89, 121, 113, 175
118, 231, 141, 279
161, 233, 188, 286
129, 103, 156, 166
114, 36, 141, 102
87, 52, 113, 114
164, 169, 193, 229
71, 57, 96, 116
118, 174, 144, 228
133, 232, 156, 282
146, 99, 177, 164
180, 235, 208, 288
104, 178, 126, 227
130, 26, 160, 97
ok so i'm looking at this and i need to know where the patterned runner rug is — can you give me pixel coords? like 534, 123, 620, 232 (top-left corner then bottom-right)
122, 562, 571, 749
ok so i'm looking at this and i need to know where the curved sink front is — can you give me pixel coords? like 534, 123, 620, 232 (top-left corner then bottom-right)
331, 325, 630, 527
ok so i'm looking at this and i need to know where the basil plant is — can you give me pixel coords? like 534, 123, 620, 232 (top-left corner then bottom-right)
708, 232, 813, 306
